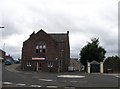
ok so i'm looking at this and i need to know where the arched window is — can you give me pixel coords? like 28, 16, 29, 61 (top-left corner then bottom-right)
36, 45, 39, 53
36, 43, 46, 53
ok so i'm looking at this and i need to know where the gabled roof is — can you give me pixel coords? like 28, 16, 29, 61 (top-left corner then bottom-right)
29, 29, 69, 42
49, 34, 68, 42
90, 60, 100, 64
0, 49, 5, 53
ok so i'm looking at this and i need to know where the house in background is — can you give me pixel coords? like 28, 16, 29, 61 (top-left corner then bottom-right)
5, 55, 14, 63
69, 58, 81, 71
0, 49, 6, 62
21, 29, 70, 72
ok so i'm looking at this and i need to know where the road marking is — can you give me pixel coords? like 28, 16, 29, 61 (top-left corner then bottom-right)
103, 74, 118, 76
15, 83, 26, 86
57, 75, 85, 78
39, 79, 53, 82
46, 85, 58, 88
115, 76, 120, 78
3, 82, 13, 85
29, 85, 42, 87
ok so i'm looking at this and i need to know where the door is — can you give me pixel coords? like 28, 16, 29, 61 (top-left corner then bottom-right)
38, 62, 42, 72
90, 64, 100, 73
36, 62, 42, 72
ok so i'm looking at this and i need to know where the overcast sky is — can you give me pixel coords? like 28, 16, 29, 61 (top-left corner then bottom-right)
0, 0, 119, 60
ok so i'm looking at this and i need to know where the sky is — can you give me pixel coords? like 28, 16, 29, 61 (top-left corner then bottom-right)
0, 0, 119, 60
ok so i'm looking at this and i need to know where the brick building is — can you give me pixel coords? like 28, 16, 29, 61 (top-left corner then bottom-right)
70, 58, 81, 71
21, 29, 70, 72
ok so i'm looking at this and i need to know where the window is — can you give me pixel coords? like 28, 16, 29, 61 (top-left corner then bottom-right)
26, 62, 32, 67
43, 49, 46, 53
47, 62, 53, 67
36, 43, 46, 53
36, 46, 39, 53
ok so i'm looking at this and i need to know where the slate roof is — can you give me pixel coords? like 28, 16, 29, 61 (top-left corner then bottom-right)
0, 49, 5, 53
29, 29, 69, 42
49, 34, 68, 42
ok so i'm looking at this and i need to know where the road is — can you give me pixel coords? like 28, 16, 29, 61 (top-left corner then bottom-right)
0, 62, 2, 88
2, 64, 120, 89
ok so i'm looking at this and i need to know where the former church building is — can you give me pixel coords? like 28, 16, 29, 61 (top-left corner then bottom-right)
21, 29, 70, 72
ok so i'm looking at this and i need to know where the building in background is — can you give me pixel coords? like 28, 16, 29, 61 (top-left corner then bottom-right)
21, 29, 70, 72
69, 58, 81, 71
0, 49, 6, 62
5, 55, 14, 63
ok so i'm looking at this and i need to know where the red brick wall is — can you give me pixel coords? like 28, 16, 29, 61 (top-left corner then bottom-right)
21, 30, 70, 72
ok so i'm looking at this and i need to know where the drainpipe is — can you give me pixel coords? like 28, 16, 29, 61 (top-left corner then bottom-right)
36, 62, 38, 71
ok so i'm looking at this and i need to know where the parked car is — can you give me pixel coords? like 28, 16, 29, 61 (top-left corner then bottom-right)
4, 61, 11, 65
14, 60, 20, 64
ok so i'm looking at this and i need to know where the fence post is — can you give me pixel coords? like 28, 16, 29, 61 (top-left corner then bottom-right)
100, 62, 103, 73
87, 62, 90, 73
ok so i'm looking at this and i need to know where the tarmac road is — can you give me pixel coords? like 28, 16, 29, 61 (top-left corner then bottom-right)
2, 64, 120, 89
0, 62, 2, 88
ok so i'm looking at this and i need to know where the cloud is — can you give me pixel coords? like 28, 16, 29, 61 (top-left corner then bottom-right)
0, 0, 119, 59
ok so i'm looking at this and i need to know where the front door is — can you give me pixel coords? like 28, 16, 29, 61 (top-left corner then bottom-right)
36, 62, 42, 72
38, 62, 42, 72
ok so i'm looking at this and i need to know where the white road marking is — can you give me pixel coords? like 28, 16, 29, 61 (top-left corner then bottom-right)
103, 74, 118, 76
39, 79, 53, 82
46, 85, 58, 88
115, 76, 120, 78
3, 82, 13, 85
57, 75, 85, 78
15, 83, 26, 86
29, 85, 42, 87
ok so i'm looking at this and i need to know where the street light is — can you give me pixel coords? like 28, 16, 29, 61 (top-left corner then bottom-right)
0, 27, 4, 28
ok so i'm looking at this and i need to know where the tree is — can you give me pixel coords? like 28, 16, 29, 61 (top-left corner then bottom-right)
80, 38, 106, 71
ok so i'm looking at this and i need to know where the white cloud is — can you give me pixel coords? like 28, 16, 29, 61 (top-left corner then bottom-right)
0, 0, 119, 59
